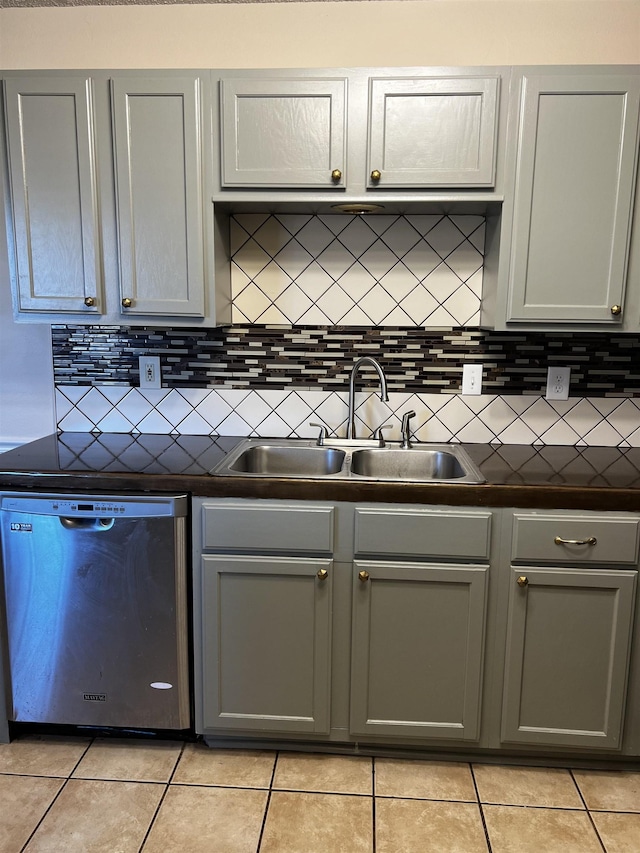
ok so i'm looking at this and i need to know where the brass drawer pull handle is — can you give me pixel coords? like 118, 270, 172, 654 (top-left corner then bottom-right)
358, 570, 370, 582
554, 536, 597, 547
317, 569, 328, 581
517, 576, 528, 587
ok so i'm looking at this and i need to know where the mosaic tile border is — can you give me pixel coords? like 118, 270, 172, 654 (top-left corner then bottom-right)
55, 386, 640, 447
53, 325, 640, 398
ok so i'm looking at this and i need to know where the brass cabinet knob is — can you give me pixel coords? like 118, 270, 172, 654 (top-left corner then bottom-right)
84, 296, 95, 307
317, 568, 328, 581
358, 570, 370, 582
370, 169, 381, 182
121, 298, 132, 308
331, 169, 342, 182
611, 304, 622, 316
517, 576, 529, 587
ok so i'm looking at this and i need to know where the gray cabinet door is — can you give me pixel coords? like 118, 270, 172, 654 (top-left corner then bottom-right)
220, 78, 347, 188
200, 554, 332, 734
502, 566, 637, 749
507, 74, 640, 324
111, 76, 206, 317
3, 76, 102, 314
367, 76, 499, 188
350, 561, 488, 741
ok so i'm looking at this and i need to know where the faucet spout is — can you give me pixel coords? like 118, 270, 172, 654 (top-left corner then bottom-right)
347, 357, 389, 440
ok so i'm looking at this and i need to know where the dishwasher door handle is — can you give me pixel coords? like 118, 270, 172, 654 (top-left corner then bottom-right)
59, 517, 115, 531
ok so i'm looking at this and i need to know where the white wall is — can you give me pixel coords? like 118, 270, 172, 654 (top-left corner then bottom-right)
0, 0, 638, 444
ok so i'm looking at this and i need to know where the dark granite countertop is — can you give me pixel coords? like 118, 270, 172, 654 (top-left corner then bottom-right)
2, 433, 640, 511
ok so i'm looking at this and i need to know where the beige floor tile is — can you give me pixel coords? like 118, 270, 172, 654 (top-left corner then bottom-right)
273, 752, 373, 794
142, 785, 267, 853
0, 774, 63, 853
24, 779, 163, 853
483, 804, 603, 853
591, 811, 640, 852
573, 769, 640, 812
172, 744, 275, 788
72, 737, 182, 782
473, 763, 584, 808
0, 735, 91, 778
375, 758, 477, 802
376, 798, 488, 853
260, 791, 373, 853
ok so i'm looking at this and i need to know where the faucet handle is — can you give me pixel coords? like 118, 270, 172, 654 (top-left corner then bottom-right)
372, 424, 393, 446
401, 410, 416, 449
309, 422, 329, 446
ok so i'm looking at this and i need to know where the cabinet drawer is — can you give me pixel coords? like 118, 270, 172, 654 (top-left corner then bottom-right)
512, 513, 640, 565
201, 501, 334, 554
354, 507, 492, 560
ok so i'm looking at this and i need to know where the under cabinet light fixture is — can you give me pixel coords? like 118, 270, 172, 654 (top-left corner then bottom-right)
331, 203, 385, 214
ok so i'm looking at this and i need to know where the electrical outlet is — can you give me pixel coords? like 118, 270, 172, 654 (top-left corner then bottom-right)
462, 364, 483, 395
139, 356, 161, 390
546, 366, 571, 401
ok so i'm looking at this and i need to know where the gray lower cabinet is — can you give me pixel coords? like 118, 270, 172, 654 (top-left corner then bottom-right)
3, 75, 103, 315
350, 560, 488, 740
199, 554, 332, 734
501, 566, 637, 750
504, 71, 640, 326
501, 510, 639, 751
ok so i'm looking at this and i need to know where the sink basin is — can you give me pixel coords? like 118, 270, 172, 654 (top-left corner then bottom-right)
351, 447, 470, 481
211, 439, 485, 483
225, 443, 346, 477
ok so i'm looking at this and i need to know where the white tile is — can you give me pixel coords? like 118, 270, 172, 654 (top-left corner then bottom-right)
457, 419, 497, 443
254, 305, 292, 324
56, 386, 91, 405
358, 284, 398, 325
497, 420, 540, 445
414, 416, 454, 443
405, 214, 442, 237
468, 221, 486, 253
215, 412, 253, 436
254, 411, 292, 437
233, 283, 273, 323
443, 285, 481, 326
156, 390, 193, 426
253, 262, 295, 302
276, 214, 313, 236
58, 409, 96, 432
449, 214, 485, 238
136, 410, 174, 434
336, 263, 378, 301
590, 397, 627, 417
435, 397, 476, 433
562, 399, 605, 436
379, 263, 421, 301
231, 238, 272, 278
230, 265, 252, 301
297, 305, 334, 324
423, 305, 457, 327
604, 399, 640, 440
232, 213, 270, 236
116, 390, 154, 425
215, 388, 253, 408
274, 283, 314, 323
252, 216, 296, 255
424, 264, 465, 303
317, 285, 356, 323
316, 242, 356, 278
477, 397, 519, 435
466, 268, 483, 299
294, 263, 335, 301
398, 285, 439, 325
99, 386, 131, 405
425, 217, 466, 257
293, 219, 336, 256
273, 241, 315, 280
336, 217, 378, 257
273, 393, 314, 430
175, 411, 216, 435
317, 214, 353, 236
445, 242, 484, 282
379, 218, 422, 257
234, 393, 274, 429
583, 420, 626, 447
177, 389, 213, 407
230, 217, 251, 255
95, 411, 135, 433
381, 306, 415, 326
519, 398, 562, 437
358, 242, 399, 280
339, 305, 378, 324
55, 389, 74, 420
195, 392, 233, 429
539, 420, 581, 445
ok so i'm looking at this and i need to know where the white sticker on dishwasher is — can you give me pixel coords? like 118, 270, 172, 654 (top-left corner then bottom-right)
150, 682, 173, 690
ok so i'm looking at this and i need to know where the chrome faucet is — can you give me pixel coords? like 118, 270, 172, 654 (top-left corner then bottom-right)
347, 357, 389, 439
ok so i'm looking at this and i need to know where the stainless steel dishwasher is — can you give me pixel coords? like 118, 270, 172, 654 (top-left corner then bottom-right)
0, 491, 190, 731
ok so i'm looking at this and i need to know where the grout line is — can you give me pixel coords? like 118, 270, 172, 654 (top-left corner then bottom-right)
136, 741, 186, 853
569, 769, 608, 853
371, 756, 376, 853
255, 749, 279, 852
470, 763, 493, 853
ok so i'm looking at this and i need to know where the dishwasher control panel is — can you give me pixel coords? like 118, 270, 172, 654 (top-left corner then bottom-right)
0, 492, 187, 518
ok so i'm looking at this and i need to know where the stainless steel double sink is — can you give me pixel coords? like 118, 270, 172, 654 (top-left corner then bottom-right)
210, 438, 485, 484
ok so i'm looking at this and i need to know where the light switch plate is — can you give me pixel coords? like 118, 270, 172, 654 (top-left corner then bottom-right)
462, 364, 483, 395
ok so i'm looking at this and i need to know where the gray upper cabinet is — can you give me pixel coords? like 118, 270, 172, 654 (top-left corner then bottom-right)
111, 76, 206, 318
367, 76, 499, 188
220, 77, 347, 189
505, 72, 640, 325
217, 70, 502, 194
3, 76, 103, 314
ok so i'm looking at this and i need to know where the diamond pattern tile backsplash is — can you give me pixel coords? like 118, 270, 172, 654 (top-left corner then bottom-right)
231, 213, 484, 326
